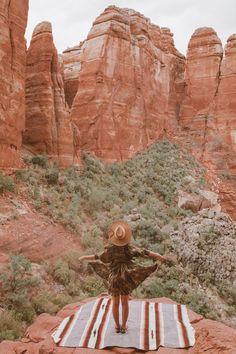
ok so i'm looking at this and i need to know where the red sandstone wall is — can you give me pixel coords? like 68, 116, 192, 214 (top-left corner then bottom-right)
0, 0, 29, 168
23, 22, 77, 167
69, 6, 185, 162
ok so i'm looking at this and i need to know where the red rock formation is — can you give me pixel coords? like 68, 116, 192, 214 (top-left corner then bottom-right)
0, 0, 29, 169
0, 296, 235, 353
23, 22, 77, 166
210, 35, 236, 217
178, 27, 223, 162
69, 6, 185, 162
177, 28, 236, 218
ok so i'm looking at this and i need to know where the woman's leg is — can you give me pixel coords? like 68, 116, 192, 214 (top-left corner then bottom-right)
121, 294, 129, 330
112, 295, 120, 329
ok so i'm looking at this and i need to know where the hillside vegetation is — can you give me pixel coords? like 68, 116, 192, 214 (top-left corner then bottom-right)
1, 140, 235, 340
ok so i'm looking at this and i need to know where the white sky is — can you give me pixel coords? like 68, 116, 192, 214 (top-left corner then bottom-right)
25, 0, 236, 55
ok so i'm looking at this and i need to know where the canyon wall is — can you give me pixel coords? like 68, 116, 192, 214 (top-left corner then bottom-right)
23, 22, 78, 166
0, 0, 29, 168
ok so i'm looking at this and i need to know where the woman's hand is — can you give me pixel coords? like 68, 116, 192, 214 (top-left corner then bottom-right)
79, 255, 96, 262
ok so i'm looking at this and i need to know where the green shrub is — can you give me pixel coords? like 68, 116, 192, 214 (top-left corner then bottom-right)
31, 155, 48, 168
0, 310, 22, 341
32, 291, 59, 315
52, 293, 73, 308
15, 169, 29, 182
0, 173, 15, 194
45, 166, 59, 185
80, 228, 104, 252
63, 250, 84, 272
53, 259, 71, 286
0, 255, 40, 324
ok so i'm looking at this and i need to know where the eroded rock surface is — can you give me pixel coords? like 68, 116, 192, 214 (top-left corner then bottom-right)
69, 6, 185, 162
63, 43, 84, 108
0, 0, 29, 168
23, 22, 77, 166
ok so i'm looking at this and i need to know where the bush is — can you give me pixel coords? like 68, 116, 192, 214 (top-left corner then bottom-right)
32, 291, 59, 315
0, 310, 22, 341
63, 250, 84, 272
0, 255, 40, 323
31, 155, 48, 168
53, 259, 71, 286
80, 228, 104, 252
0, 173, 15, 194
45, 166, 59, 185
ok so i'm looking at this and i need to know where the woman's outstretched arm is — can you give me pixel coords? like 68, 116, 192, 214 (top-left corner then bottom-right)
148, 251, 177, 265
79, 255, 97, 261
148, 250, 166, 263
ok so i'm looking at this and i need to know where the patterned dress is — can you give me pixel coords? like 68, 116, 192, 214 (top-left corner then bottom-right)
89, 243, 157, 296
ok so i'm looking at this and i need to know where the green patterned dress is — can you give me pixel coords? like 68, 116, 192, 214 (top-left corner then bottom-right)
89, 243, 157, 296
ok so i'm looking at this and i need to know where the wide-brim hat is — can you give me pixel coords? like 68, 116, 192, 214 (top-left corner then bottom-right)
107, 220, 132, 246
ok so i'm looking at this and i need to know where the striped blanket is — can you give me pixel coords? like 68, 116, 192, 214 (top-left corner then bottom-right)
52, 297, 195, 350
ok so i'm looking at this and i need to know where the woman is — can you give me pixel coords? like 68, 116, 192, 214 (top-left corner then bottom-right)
79, 220, 174, 334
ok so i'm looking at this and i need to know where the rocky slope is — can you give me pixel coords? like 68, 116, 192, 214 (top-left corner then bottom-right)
23, 22, 78, 167
0, 0, 29, 168
0, 296, 235, 354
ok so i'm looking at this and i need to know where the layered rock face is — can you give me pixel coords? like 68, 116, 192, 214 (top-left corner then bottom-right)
23, 22, 77, 166
0, 0, 29, 168
68, 6, 185, 162
178, 28, 236, 218
63, 43, 84, 108
213, 35, 236, 216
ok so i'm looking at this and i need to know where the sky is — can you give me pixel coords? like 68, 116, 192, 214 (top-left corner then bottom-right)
25, 0, 236, 55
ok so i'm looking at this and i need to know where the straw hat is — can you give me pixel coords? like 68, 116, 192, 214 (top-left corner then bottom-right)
107, 220, 132, 246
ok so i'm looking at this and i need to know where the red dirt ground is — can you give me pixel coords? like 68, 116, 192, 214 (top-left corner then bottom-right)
0, 195, 82, 263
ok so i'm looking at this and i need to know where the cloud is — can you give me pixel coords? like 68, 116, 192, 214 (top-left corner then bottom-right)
26, 0, 236, 54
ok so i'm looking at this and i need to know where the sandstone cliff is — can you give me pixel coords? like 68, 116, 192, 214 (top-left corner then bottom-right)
68, 6, 185, 162
178, 27, 236, 218
0, 0, 29, 168
23, 22, 78, 166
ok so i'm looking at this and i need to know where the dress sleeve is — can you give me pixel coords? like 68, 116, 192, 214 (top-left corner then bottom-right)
130, 245, 150, 258
95, 247, 111, 263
